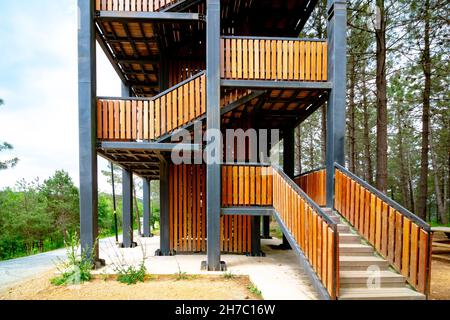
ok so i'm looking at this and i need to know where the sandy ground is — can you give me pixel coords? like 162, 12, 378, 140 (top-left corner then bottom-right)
429, 232, 450, 300
0, 270, 260, 300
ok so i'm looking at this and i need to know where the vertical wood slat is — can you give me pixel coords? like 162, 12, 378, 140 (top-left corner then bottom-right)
294, 169, 326, 207
97, 0, 180, 11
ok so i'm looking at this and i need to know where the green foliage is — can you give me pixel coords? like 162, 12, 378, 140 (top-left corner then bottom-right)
247, 283, 262, 298
174, 264, 188, 280
50, 232, 93, 286
223, 271, 236, 279
116, 263, 147, 285
0, 99, 19, 170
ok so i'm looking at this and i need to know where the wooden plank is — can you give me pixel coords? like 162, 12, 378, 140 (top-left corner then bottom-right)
254, 40, 260, 80
317, 42, 322, 81
401, 217, 411, 277
288, 41, 294, 80
248, 40, 254, 79
381, 202, 389, 258
282, 41, 288, 79
166, 93, 172, 133
311, 41, 316, 81
265, 40, 271, 80
244, 166, 250, 205
183, 83, 189, 124
409, 223, 419, 286
231, 39, 237, 79
305, 42, 311, 81
394, 211, 403, 270
97, 101, 103, 139
189, 80, 195, 121
322, 43, 328, 80
225, 38, 231, 78
243, 39, 248, 79
238, 166, 244, 205
369, 193, 376, 244
321, 222, 328, 284
327, 228, 334, 297
114, 101, 120, 139
375, 197, 382, 251
260, 39, 265, 79
417, 229, 429, 293
237, 39, 242, 79
387, 207, 396, 262
201, 75, 206, 114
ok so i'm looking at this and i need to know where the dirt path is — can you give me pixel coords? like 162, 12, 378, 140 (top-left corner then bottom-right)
0, 269, 261, 300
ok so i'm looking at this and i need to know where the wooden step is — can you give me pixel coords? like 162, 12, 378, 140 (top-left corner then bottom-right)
340, 256, 389, 271
338, 224, 350, 233
339, 243, 374, 256
330, 215, 342, 223
338, 288, 425, 300
339, 233, 361, 243
340, 270, 406, 288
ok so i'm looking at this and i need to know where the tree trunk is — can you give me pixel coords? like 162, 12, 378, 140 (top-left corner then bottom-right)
375, 0, 388, 194
362, 68, 373, 185
396, 105, 411, 210
416, 0, 431, 220
430, 130, 447, 224
348, 55, 356, 173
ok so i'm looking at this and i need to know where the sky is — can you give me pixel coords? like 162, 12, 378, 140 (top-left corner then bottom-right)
0, 0, 121, 192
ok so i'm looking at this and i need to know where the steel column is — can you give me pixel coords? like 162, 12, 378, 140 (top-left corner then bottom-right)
203, 0, 224, 271
282, 128, 295, 249
157, 159, 171, 255
143, 178, 153, 237
262, 216, 271, 239
326, 0, 347, 207
121, 168, 135, 248
78, 0, 100, 264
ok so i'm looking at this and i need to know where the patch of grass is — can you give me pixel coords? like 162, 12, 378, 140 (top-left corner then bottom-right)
50, 232, 93, 286
174, 265, 189, 280
116, 263, 147, 285
270, 222, 283, 239
247, 283, 262, 298
223, 271, 236, 279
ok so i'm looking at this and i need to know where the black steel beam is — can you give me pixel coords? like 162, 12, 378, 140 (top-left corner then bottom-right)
326, 0, 347, 207
250, 216, 264, 256
97, 11, 202, 22
99, 142, 201, 152
78, 0, 100, 264
221, 207, 274, 216
221, 80, 332, 90
282, 127, 295, 249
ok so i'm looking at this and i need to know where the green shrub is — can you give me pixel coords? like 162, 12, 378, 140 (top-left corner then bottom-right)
50, 232, 93, 286
116, 263, 147, 285
247, 283, 262, 298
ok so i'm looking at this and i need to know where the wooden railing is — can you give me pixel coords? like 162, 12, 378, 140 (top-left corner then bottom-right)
334, 163, 432, 296
95, 0, 179, 11
221, 37, 328, 82
97, 71, 206, 142
221, 165, 273, 207
294, 168, 326, 207
272, 166, 339, 299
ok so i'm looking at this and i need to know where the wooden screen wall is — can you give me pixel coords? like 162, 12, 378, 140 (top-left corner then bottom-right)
97, 73, 206, 142
294, 169, 326, 207
221, 37, 328, 81
273, 168, 339, 299
168, 164, 252, 254
222, 165, 273, 206
334, 168, 432, 295
96, 0, 179, 11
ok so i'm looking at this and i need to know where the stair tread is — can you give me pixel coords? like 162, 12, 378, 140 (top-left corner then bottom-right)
339, 243, 372, 248
339, 287, 425, 300
340, 256, 386, 261
340, 270, 404, 278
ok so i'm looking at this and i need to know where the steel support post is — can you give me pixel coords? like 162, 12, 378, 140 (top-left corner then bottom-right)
143, 178, 153, 237
121, 168, 135, 248
203, 0, 225, 271
282, 128, 295, 249
262, 216, 271, 239
157, 159, 171, 255
78, 0, 102, 266
250, 216, 265, 256
326, 0, 347, 208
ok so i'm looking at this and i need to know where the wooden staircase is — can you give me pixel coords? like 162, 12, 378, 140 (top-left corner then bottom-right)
323, 208, 426, 300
